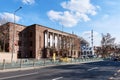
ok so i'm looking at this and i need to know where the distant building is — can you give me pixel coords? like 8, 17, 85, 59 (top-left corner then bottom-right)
80, 38, 93, 58
0, 22, 81, 60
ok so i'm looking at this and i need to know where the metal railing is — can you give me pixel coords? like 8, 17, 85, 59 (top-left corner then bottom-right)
0, 58, 103, 70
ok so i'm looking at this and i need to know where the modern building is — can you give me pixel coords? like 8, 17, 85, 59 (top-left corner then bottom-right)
80, 38, 93, 58
0, 22, 81, 60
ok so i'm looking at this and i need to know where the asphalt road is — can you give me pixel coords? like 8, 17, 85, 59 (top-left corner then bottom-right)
0, 61, 120, 80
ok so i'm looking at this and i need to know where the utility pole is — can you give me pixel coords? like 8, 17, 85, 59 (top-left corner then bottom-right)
11, 7, 22, 63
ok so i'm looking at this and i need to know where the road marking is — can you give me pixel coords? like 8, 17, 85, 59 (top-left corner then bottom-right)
117, 69, 120, 73
109, 77, 120, 80
109, 77, 114, 80
52, 77, 63, 80
87, 67, 98, 71
0, 72, 39, 80
114, 73, 117, 76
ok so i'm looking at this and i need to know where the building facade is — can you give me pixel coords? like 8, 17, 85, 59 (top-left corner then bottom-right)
0, 22, 81, 59
0, 22, 25, 53
80, 38, 93, 58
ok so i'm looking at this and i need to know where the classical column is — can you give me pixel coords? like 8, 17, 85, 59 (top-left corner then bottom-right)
54, 34, 58, 49
70, 37, 72, 57
52, 33, 55, 48
59, 35, 61, 49
57, 34, 59, 50
47, 31, 49, 48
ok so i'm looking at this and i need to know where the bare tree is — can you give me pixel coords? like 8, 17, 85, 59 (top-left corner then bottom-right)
100, 33, 115, 58
0, 19, 9, 52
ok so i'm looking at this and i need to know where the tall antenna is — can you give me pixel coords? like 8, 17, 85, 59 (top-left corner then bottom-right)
91, 30, 94, 55
91, 30, 93, 47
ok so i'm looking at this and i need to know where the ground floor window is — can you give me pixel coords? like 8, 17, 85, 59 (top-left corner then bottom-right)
30, 51, 33, 58
17, 51, 21, 58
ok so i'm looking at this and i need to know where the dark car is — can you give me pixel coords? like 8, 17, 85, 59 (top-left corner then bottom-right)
112, 56, 120, 61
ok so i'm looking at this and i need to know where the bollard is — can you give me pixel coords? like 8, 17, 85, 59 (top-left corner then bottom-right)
79, 58, 81, 62
2, 59, 5, 70
43, 59, 46, 66
20, 59, 22, 68
81, 58, 83, 62
75, 58, 76, 63
71, 58, 72, 63
33, 60, 35, 67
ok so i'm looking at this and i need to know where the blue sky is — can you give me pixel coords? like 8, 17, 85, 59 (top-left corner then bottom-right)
0, 0, 120, 46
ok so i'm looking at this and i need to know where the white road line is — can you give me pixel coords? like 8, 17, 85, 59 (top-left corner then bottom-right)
0, 72, 39, 80
87, 67, 98, 71
117, 69, 120, 73
52, 77, 63, 80
114, 73, 117, 76
109, 77, 114, 80
109, 77, 120, 80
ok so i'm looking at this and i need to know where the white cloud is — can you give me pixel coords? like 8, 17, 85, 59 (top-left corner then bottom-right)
0, 12, 21, 23
47, 0, 99, 27
22, 0, 35, 5
47, 10, 78, 27
61, 0, 97, 15
101, 14, 109, 20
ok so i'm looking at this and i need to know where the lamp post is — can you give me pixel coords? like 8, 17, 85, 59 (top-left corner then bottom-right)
11, 7, 22, 62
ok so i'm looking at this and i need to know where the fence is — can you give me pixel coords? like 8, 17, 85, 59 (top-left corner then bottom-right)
0, 58, 103, 70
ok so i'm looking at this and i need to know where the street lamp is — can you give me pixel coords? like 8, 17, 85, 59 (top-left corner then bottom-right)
11, 7, 22, 62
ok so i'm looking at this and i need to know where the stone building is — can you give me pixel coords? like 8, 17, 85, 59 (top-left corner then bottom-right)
0, 22, 25, 53
0, 22, 81, 60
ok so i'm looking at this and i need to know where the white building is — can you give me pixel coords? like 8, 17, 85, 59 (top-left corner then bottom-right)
80, 38, 93, 58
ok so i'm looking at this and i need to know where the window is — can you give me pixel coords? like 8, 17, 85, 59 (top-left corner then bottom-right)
30, 51, 33, 58
18, 41, 22, 46
19, 33, 22, 37
30, 41, 33, 46
18, 51, 21, 58
39, 36, 41, 48
29, 32, 32, 37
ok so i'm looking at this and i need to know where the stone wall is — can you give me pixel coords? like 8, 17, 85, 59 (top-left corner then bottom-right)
0, 52, 17, 63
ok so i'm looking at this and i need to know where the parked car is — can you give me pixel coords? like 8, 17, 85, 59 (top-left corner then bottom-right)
112, 56, 120, 61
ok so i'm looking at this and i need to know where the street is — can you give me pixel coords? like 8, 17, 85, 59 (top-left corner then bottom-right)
0, 61, 120, 80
